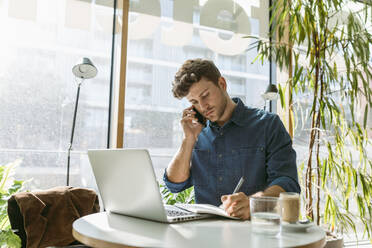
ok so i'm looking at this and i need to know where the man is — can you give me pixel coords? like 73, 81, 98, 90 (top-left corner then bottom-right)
163, 59, 300, 220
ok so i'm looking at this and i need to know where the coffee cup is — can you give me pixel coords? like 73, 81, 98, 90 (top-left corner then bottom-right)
279, 192, 300, 223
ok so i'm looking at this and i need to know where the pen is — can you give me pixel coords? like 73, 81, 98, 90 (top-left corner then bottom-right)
219, 177, 245, 208
232, 177, 245, 194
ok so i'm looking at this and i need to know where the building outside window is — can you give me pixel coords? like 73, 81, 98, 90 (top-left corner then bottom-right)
0, 0, 115, 189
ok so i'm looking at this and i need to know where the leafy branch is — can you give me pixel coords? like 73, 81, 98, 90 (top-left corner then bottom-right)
159, 183, 195, 205
250, 0, 372, 240
0, 159, 24, 248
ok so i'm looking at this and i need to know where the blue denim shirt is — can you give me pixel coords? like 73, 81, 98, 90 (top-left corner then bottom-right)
164, 98, 300, 206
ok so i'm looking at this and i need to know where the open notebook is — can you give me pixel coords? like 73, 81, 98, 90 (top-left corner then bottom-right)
175, 203, 240, 219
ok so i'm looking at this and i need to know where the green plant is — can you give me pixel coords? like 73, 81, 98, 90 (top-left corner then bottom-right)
0, 159, 24, 248
249, 0, 372, 240
159, 183, 195, 205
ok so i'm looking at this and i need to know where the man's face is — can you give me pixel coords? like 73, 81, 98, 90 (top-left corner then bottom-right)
186, 77, 228, 123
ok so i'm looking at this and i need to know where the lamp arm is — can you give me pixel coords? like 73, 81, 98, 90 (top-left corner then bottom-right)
67, 82, 82, 186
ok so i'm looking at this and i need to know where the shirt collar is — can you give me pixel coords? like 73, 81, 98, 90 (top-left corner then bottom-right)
208, 97, 246, 128
230, 97, 246, 126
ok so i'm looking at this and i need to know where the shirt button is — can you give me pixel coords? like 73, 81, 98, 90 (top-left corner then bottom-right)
219, 177, 223, 181
218, 154, 222, 158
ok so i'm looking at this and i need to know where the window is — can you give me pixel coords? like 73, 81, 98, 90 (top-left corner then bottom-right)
0, 0, 114, 190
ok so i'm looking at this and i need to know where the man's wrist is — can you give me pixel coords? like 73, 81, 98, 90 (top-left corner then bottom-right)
264, 185, 285, 197
251, 191, 264, 197
251, 185, 286, 198
182, 137, 197, 146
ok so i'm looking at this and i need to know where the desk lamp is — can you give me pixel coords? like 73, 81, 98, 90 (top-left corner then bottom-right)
261, 83, 278, 110
67, 58, 97, 186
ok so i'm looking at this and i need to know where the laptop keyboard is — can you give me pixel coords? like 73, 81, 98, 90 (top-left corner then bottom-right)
165, 205, 194, 217
165, 205, 212, 221
166, 209, 191, 217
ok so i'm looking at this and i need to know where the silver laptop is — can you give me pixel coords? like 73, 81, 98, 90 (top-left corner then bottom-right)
87, 148, 210, 223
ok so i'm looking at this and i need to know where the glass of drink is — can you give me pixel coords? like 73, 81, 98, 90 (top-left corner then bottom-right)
250, 196, 280, 235
279, 192, 300, 223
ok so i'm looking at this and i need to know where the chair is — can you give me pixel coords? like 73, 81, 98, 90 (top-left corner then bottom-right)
7, 186, 99, 248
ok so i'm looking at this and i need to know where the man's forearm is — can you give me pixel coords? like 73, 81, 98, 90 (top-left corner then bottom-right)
252, 185, 285, 197
166, 138, 195, 183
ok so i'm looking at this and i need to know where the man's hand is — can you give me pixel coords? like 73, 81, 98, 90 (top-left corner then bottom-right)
221, 192, 250, 220
166, 107, 204, 183
220, 185, 286, 220
181, 106, 204, 142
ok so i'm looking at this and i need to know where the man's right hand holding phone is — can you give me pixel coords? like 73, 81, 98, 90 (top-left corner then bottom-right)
166, 106, 205, 183
181, 106, 204, 144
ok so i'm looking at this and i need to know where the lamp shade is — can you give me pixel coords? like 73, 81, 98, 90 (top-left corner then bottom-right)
72, 57, 97, 79
262, 84, 279, 101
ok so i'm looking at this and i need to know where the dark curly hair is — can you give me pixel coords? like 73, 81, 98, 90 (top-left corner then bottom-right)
172, 59, 221, 99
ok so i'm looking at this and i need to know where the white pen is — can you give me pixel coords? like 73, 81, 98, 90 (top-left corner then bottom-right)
232, 177, 245, 194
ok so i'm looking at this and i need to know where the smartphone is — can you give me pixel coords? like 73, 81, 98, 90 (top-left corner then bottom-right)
193, 107, 206, 126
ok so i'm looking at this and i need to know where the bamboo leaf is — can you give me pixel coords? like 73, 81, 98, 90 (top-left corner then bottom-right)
278, 84, 286, 109
324, 195, 330, 223
363, 104, 368, 129
356, 194, 364, 217
345, 166, 352, 199
360, 174, 370, 204
330, 197, 336, 230
320, 101, 326, 128
321, 159, 328, 188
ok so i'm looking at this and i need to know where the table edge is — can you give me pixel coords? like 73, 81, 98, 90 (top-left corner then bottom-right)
72, 228, 138, 248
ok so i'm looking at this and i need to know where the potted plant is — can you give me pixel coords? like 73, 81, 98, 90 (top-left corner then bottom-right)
249, 0, 372, 244
0, 159, 25, 248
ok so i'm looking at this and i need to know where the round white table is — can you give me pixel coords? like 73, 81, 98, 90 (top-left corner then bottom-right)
73, 212, 326, 248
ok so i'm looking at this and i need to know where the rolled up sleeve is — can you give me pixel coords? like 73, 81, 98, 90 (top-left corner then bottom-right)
266, 115, 300, 193
163, 169, 192, 193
